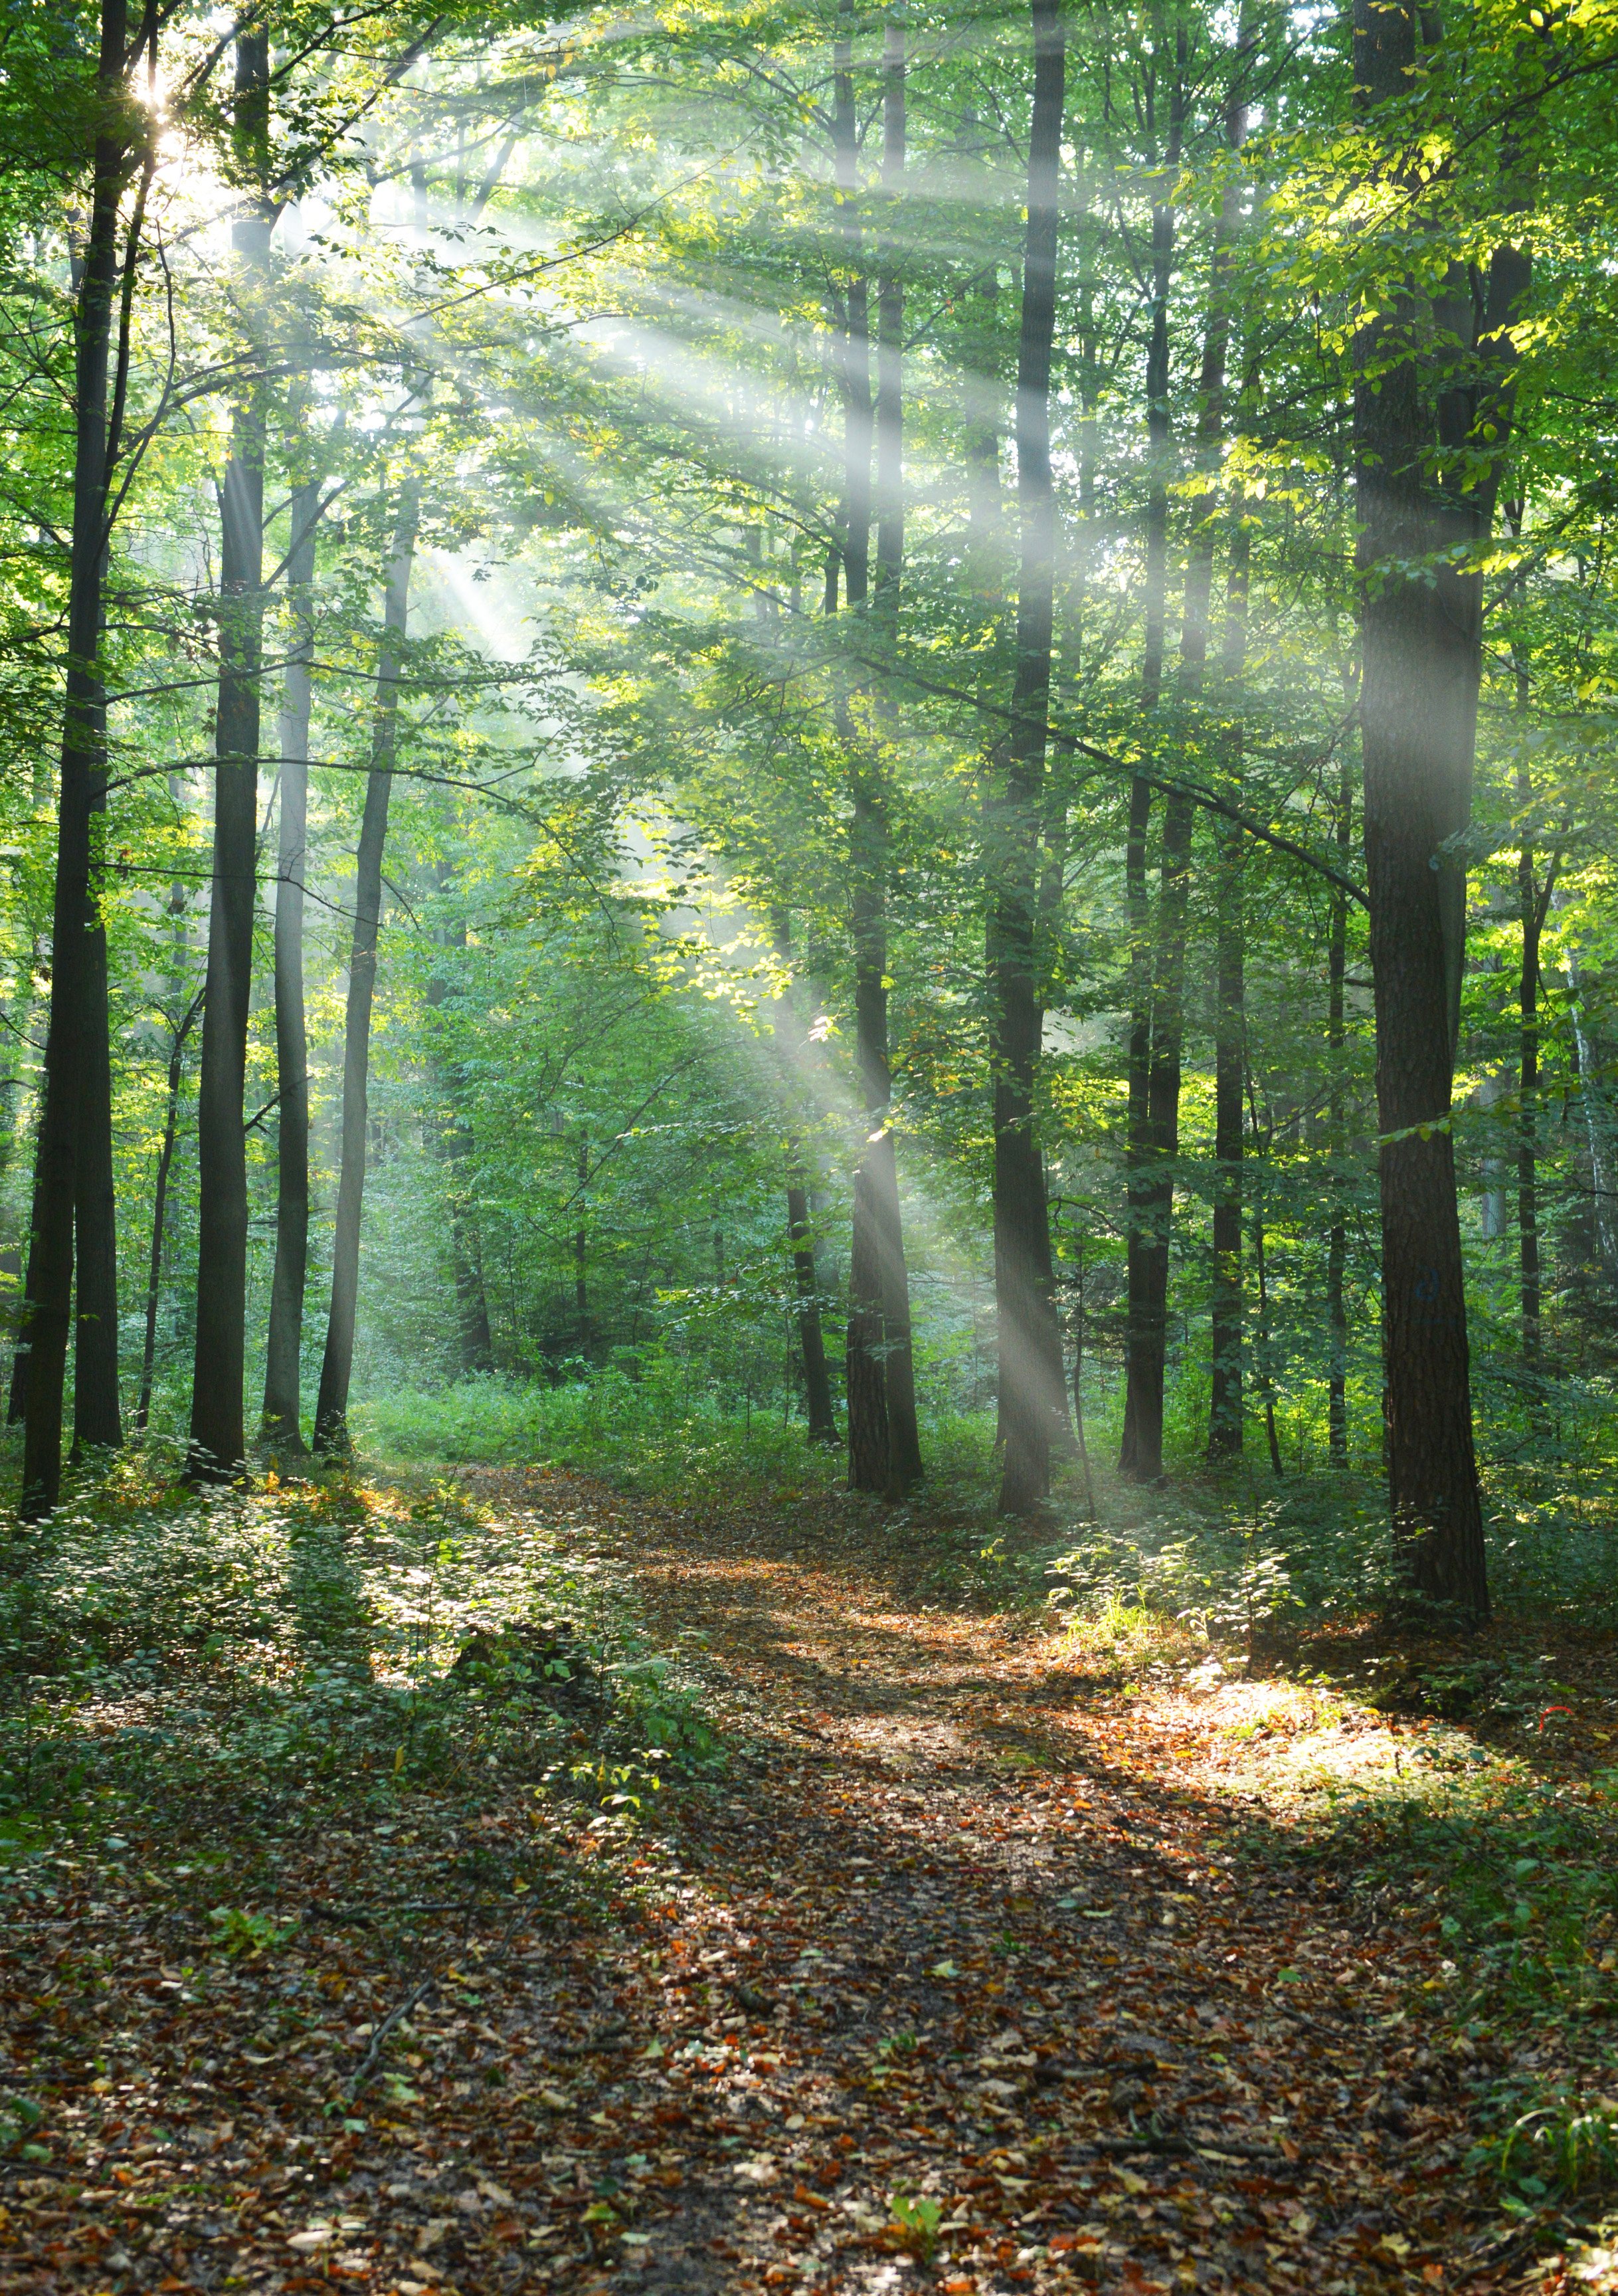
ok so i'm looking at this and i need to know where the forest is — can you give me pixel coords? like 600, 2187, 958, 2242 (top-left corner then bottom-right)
1, 0, 1618, 2290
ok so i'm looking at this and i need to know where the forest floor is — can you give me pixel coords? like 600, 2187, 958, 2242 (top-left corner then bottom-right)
3, 1465, 1617, 2296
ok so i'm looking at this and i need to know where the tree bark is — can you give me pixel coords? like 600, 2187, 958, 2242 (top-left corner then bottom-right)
989, 0, 1066, 1514
787, 1178, 838, 1440
770, 909, 837, 1443
188, 27, 270, 1482
1326, 748, 1352, 1463
261, 479, 318, 1454
842, 17, 921, 1496
21, 0, 129, 1517
1512, 657, 1556, 1369
313, 480, 420, 1453
1352, 0, 1528, 1616
575, 1129, 589, 1354
136, 991, 203, 1433
73, 811, 122, 1456
1119, 27, 1185, 1481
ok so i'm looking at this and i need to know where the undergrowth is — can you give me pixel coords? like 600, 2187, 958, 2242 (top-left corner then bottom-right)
0, 1453, 720, 1905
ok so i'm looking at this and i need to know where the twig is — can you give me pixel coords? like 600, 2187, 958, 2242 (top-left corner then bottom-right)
347, 1972, 439, 2098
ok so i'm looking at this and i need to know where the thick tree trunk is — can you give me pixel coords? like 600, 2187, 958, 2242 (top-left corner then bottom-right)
21, 0, 128, 1517
1353, 0, 1527, 1616
189, 29, 270, 1482
313, 481, 420, 1453
261, 480, 318, 1454
1119, 33, 1184, 1481
990, 0, 1066, 1515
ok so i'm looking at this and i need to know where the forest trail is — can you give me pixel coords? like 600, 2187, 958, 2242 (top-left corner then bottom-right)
517, 1475, 1501, 2296
0, 1472, 1532, 2296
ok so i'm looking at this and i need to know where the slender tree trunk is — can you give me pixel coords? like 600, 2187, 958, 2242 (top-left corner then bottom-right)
1352, 0, 1528, 1616
575, 1130, 589, 1353
189, 29, 270, 1482
136, 991, 203, 1433
313, 480, 420, 1453
261, 480, 317, 1454
1517, 809, 1542, 1369
788, 1178, 838, 1440
828, 5, 889, 1489
21, 0, 129, 1517
73, 804, 121, 1456
990, 0, 1066, 1514
1252, 1137, 1284, 1478
1120, 31, 1185, 1481
842, 17, 921, 1495
1326, 748, 1352, 1463
8, 1133, 42, 1424
770, 909, 838, 1443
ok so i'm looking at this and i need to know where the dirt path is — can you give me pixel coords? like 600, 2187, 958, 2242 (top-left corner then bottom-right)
549, 1486, 1491, 2296
0, 1474, 1510, 2296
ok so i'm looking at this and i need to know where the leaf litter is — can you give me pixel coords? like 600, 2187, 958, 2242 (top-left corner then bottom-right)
0, 1466, 1588, 2293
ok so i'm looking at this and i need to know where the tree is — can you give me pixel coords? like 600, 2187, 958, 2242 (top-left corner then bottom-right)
988, 0, 1067, 1513
189, 25, 271, 1480
314, 476, 421, 1453
1351, 0, 1529, 1616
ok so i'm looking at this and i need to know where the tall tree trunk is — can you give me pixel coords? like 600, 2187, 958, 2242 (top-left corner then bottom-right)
575, 1129, 589, 1354
1517, 794, 1542, 1371
73, 806, 122, 1456
1209, 506, 1252, 1458
788, 1176, 838, 1441
424, 914, 495, 1379
1176, 49, 1252, 1466
989, 0, 1066, 1514
1352, 0, 1528, 1616
313, 481, 420, 1453
136, 990, 203, 1433
1119, 28, 1185, 1482
770, 909, 837, 1444
188, 28, 270, 1482
828, 3, 887, 1488
842, 15, 921, 1495
261, 480, 317, 1454
21, 0, 130, 1517
1326, 747, 1352, 1463
7, 1133, 43, 1424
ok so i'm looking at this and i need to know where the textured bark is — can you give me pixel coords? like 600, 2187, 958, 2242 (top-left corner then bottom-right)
261, 480, 318, 1454
1354, 0, 1528, 1616
313, 482, 420, 1454
990, 0, 1066, 1515
189, 29, 270, 1482
21, 0, 128, 1517
1119, 28, 1184, 1482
